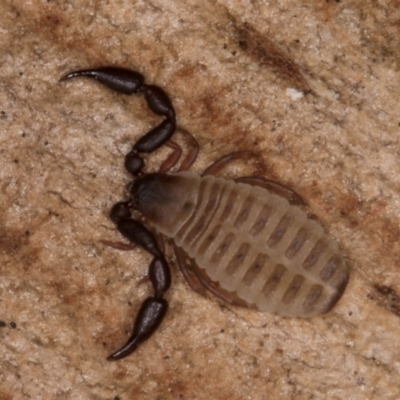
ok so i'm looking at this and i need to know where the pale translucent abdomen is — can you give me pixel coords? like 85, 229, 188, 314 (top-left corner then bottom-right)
152, 172, 348, 318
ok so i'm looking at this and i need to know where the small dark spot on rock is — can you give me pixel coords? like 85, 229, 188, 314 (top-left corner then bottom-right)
102, 342, 107, 347
13, 159, 18, 164
10, 322, 17, 329
239, 40, 247, 49
1, 111, 7, 119
0, 321, 6, 327
114, 396, 121, 400
373, 284, 400, 317
375, 285, 396, 297
25, 230, 30, 236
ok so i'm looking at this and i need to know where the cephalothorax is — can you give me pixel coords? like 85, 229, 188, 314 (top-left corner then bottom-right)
61, 67, 349, 360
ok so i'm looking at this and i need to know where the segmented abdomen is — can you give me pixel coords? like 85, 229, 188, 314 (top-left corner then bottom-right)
161, 172, 348, 317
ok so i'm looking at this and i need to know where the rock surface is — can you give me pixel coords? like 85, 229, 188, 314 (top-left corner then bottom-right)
1, 1, 400, 399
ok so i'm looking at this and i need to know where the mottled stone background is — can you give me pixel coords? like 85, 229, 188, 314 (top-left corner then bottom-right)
1, 1, 400, 399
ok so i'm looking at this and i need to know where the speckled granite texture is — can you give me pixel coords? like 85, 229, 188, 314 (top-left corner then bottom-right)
1, 1, 400, 399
